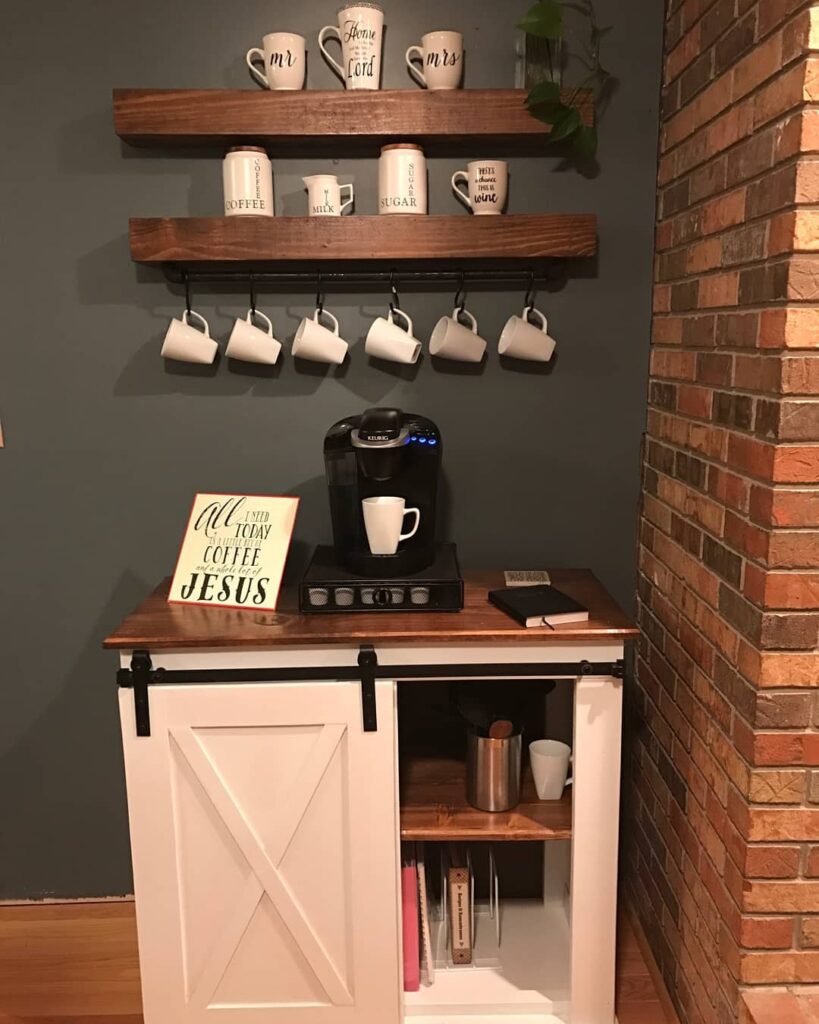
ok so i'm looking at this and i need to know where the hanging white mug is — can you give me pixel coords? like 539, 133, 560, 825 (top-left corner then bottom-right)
292, 308, 349, 364
161, 310, 218, 365
365, 308, 422, 364
303, 174, 355, 217
406, 31, 464, 90
452, 160, 509, 215
498, 306, 557, 362
429, 306, 487, 363
319, 2, 384, 90
226, 309, 282, 365
246, 32, 306, 90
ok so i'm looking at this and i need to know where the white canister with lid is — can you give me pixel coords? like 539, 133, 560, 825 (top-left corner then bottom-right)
378, 143, 427, 214
223, 146, 275, 216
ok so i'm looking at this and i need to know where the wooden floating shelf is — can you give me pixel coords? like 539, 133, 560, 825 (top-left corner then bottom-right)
114, 88, 594, 149
399, 757, 572, 842
129, 214, 597, 264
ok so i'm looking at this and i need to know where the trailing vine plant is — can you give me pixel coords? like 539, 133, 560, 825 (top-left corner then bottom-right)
518, 0, 612, 158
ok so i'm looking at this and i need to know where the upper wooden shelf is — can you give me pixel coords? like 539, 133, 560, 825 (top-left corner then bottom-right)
113, 88, 593, 150
399, 756, 571, 841
129, 214, 597, 264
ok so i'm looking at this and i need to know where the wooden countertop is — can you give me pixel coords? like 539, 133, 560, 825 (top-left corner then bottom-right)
104, 570, 638, 650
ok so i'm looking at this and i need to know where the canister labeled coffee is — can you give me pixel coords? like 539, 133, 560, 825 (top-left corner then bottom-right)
222, 147, 275, 216
378, 143, 427, 214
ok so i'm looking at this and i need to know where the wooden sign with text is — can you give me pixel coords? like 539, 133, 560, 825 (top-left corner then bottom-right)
169, 493, 299, 612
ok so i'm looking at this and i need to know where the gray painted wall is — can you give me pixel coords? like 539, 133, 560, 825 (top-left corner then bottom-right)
0, 0, 663, 898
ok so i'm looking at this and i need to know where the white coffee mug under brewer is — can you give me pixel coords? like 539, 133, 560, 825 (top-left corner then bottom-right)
246, 32, 306, 90
362, 496, 421, 555
379, 143, 427, 214
319, 2, 384, 90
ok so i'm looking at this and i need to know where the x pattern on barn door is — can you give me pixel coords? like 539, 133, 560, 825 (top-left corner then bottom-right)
171, 720, 353, 1014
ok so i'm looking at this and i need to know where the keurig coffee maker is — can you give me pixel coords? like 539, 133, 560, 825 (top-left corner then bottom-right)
326, 407, 440, 577
299, 408, 463, 612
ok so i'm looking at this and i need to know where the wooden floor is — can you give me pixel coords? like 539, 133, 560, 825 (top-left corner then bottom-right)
0, 899, 678, 1024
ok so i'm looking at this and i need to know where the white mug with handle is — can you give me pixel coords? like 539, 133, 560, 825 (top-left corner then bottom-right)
246, 32, 306, 90
319, 2, 384, 90
292, 307, 348, 364
452, 160, 508, 215
528, 740, 573, 801
362, 496, 421, 555
226, 309, 282, 365
365, 307, 422, 364
161, 309, 218, 364
429, 306, 487, 363
499, 306, 557, 362
405, 31, 463, 90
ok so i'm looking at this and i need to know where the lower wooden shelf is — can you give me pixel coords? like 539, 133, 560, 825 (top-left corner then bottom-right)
128, 214, 597, 264
399, 756, 572, 841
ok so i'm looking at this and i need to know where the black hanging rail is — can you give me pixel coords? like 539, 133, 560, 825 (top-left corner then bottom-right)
162, 265, 564, 290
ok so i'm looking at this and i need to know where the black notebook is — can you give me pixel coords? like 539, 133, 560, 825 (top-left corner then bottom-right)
488, 584, 590, 628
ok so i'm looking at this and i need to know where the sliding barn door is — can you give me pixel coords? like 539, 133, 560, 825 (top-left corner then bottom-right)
119, 680, 400, 1024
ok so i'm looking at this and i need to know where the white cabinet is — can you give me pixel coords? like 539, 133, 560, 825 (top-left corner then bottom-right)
119, 679, 401, 1024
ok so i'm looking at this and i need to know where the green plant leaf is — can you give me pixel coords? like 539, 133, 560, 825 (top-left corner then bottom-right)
549, 107, 581, 142
517, 0, 564, 39
525, 80, 562, 108
528, 101, 568, 125
572, 124, 598, 157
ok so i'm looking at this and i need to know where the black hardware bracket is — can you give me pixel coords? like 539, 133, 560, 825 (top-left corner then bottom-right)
357, 645, 378, 733
117, 650, 625, 738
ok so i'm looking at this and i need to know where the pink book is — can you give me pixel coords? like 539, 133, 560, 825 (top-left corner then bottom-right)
401, 847, 421, 992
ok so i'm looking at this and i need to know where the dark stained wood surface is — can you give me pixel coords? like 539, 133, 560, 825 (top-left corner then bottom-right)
129, 214, 598, 263
399, 756, 572, 841
113, 88, 594, 148
103, 570, 638, 650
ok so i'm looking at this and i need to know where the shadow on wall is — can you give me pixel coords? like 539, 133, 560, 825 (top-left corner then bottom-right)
0, 571, 154, 899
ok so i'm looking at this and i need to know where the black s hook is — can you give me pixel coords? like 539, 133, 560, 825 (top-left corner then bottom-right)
389, 268, 401, 313
249, 271, 257, 316
453, 269, 466, 314
524, 268, 537, 309
184, 271, 192, 314
315, 270, 324, 315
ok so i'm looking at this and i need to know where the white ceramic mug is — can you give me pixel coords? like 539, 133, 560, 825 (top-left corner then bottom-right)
319, 3, 384, 90
429, 307, 486, 363
406, 31, 463, 90
226, 309, 282, 365
292, 308, 348, 364
362, 496, 421, 555
365, 308, 421, 364
303, 174, 354, 217
529, 740, 573, 801
499, 306, 556, 362
452, 160, 508, 215
246, 32, 306, 90
161, 310, 218, 364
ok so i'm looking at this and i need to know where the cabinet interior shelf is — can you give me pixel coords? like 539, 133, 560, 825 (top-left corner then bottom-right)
129, 214, 597, 264
399, 757, 572, 841
114, 88, 594, 150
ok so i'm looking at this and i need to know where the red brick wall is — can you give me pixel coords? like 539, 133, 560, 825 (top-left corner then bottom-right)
627, 0, 819, 1020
